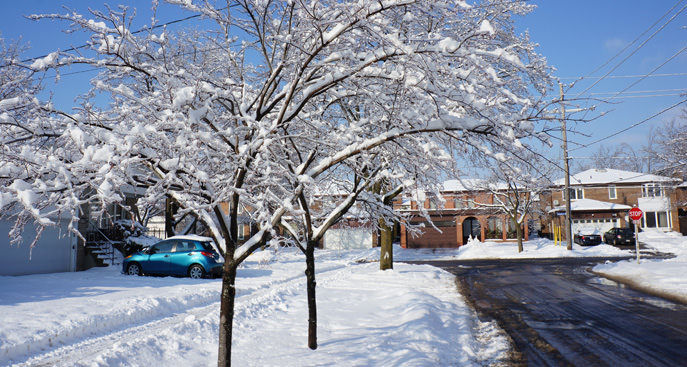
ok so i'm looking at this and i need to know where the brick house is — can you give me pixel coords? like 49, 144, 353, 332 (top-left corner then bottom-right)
397, 180, 530, 248
543, 168, 684, 237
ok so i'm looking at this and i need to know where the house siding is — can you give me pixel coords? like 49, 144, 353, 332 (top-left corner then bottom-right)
400, 204, 529, 249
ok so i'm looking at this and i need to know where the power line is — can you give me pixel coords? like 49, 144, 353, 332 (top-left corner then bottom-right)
560, 72, 687, 80
574, 2, 687, 97
581, 0, 686, 80
596, 93, 686, 99
590, 88, 687, 95
607, 44, 687, 100
570, 99, 687, 152
570, 156, 654, 160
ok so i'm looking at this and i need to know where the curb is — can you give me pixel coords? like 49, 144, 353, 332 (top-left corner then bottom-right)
590, 270, 687, 306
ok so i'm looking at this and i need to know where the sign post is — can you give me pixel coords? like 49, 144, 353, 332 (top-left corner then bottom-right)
629, 207, 643, 264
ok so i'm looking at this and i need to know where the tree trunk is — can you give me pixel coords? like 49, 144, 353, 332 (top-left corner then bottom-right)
516, 221, 523, 253
305, 241, 318, 350
218, 261, 237, 367
165, 197, 177, 238
379, 218, 393, 270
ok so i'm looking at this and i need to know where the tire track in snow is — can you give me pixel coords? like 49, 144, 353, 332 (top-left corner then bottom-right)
10, 262, 349, 367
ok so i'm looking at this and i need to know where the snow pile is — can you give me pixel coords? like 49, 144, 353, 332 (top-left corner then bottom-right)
2, 247, 507, 366
0, 268, 221, 364
593, 230, 687, 303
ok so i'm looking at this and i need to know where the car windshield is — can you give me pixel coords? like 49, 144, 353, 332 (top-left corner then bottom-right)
577, 227, 600, 235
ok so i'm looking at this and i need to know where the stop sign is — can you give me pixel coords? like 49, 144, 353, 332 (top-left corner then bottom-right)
629, 207, 643, 221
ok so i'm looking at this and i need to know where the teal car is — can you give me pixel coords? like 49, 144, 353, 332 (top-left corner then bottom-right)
123, 235, 224, 279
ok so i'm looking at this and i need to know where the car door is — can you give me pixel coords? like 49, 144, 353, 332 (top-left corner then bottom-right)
604, 229, 614, 243
168, 240, 196, 275
145, 240, 174, 274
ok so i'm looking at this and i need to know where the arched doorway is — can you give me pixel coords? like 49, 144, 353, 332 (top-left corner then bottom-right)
462, 217, 481, 244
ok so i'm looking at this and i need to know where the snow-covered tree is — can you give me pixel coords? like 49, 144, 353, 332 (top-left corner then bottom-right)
473, 151, 552, 252
1, 1, 554, 365
574, 143, 647, 173
651, 110, 687, 181
0, 36, 57, 248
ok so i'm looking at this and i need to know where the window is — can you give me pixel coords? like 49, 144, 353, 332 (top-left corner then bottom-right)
238, 224, 246, 240
485, 217, 503, 239
657, 212, 668, 227
506, 219, 522, 239
200, 242, 215, 252
643, 211, 670, 228
608, 185, 616, 199
153, 241, 174, 253
568, 187, 584, 200
642, 183, 663, 197
454, 198, 464, 209
173, 241, 196, 252
644, 212, 656, 228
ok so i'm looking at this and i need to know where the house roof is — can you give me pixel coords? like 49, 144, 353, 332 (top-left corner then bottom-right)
553, 168, 680, 186
442, 179, 508, 192
548, 198, 632, 213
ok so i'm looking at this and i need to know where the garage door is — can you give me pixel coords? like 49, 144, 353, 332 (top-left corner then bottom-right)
407, 221, 457, 248
0, 220, 76, 276
323, 228, 373, 250
571, 218, 619, 236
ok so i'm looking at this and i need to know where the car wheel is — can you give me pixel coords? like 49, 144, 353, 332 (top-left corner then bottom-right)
188, 264, 206, 279
126, 263, 142, 276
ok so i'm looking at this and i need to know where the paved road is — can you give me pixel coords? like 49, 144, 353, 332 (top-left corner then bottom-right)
421, 258, 687, 367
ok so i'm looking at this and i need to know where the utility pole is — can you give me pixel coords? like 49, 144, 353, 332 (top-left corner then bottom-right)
559, 82, 573, 251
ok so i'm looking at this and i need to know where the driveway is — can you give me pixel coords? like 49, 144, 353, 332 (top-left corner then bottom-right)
420, 258, 687, 367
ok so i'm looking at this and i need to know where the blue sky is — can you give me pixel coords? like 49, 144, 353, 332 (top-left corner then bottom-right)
520, 1, 687, 165
1, 1, 685, 171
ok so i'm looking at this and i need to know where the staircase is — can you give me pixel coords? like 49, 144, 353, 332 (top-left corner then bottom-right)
85, 226, 124, 267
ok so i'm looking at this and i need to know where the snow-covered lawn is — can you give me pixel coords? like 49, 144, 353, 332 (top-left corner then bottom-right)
592, 230, 687, 304
1, 248, 508, 367
357, 237, 632, 262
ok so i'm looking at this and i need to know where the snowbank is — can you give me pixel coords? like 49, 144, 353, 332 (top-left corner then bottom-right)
355, 238, 631, 262
592, 230, 687, 304
2, 247, 508, 366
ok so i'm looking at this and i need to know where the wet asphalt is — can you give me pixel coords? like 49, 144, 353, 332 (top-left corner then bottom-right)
413, 257, 687, 367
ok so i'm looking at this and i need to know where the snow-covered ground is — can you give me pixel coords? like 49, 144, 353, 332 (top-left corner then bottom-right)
3, 233, 685, 366
356, 237, 632, 262
593, 229, 687, 303
1, 247, 509, 367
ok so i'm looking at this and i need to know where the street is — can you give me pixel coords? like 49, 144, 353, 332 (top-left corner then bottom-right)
422, 258, 687, 367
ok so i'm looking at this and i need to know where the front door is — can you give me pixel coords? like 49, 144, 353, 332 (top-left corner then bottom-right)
462, 217, 481, 244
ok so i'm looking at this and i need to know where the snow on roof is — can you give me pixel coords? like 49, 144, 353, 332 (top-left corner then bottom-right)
553, 168, 680, 186
168, 234, 213, 242
548, 198, 632, 213
442, 179, 507, 192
